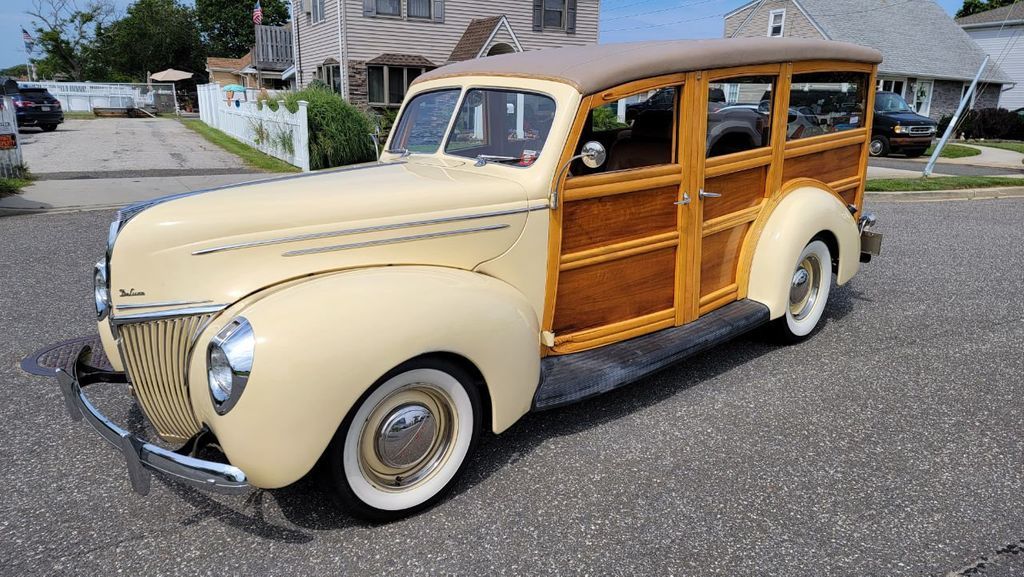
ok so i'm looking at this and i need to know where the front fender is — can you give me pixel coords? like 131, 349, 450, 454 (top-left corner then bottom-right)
187, 267, 540, 489
747, 186, 860, 319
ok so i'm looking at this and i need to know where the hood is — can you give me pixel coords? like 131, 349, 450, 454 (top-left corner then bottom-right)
875, 110, 936, 126
108, 161, 533, 313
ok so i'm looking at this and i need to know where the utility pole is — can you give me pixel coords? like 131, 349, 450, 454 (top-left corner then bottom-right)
924, 55, 989, 177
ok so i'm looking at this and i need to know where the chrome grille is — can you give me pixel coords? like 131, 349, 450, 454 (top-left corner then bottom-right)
908, 126, 934, 135
117, 313, 214, 441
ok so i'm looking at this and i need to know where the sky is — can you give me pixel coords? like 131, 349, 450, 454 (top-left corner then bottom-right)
1, 0, 967, 71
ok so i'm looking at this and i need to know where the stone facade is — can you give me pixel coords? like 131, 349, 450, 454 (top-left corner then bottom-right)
347, 60, 368, 107
928, 80, 1000, 120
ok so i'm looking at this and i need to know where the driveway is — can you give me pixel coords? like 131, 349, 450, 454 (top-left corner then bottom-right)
18, 118, 256, 180
1, 199, 1022, 576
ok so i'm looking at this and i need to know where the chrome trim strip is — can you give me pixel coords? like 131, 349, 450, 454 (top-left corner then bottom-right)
111, 304, 229, 324
115, 299, 214, 311
193, 204, 548, 256
282, 224, 511, 257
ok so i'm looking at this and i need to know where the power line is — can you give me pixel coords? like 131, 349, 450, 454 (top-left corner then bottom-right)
601, 0, 719, 23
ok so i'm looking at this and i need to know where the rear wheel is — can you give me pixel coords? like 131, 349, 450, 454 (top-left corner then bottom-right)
322, 357, 481, 521
868, 135, 889, 157
41, 124, 58, 132
770, 240, 832, 343
903, 147, 927, 158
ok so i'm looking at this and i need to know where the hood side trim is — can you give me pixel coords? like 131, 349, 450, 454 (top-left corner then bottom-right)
282, 224, 511, 257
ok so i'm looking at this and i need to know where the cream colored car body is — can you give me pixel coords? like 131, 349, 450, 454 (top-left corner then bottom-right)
98, 75, 860, 489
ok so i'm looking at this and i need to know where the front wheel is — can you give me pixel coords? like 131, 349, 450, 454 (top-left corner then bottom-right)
868, 135, 890, 157
770, 239, 832, 343
322, 358, 481, 521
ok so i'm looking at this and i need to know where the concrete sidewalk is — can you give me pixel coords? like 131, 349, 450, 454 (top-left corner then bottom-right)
897, 142, 1024, 169
0, 173, 268, 215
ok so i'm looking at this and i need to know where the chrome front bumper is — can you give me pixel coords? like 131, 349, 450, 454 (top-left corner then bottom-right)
55, 347, 249, 496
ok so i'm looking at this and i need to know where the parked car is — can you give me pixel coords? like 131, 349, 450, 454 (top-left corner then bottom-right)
56, 37, 884, 521
870, 91, 936, 157
11, 86, 64, 132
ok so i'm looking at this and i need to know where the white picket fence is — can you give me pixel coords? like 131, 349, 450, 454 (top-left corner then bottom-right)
197, 83, 310, 172
18, 81, 177, 113
0, 96, 24, 179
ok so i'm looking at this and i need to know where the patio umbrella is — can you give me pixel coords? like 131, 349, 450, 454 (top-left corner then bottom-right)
222, 84, 246, 92
149, 69, 193, 115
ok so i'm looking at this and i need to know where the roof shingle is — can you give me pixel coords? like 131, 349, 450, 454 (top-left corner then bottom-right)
448, 16, 503, 63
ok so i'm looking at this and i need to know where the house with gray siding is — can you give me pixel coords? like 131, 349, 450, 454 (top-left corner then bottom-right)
291, 0, 599, 108
958, 4, 1024, 111
724, 0, 1013, 120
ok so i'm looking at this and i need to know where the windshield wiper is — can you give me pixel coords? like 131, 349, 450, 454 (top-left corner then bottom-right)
385, 147, 411, 157
474, 154, 519, 167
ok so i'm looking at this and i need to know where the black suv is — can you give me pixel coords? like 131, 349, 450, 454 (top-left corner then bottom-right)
870, 91, 936, 157
11, 87, 64, 132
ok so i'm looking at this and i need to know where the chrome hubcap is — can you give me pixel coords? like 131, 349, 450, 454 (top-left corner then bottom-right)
358, 384, 456, 490
375, 404, 437, 469
789, 255, 821, 321
869, 140, 883, 155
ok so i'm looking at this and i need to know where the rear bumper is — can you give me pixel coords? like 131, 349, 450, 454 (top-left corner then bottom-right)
55, 347, 249, 496
16, 111, 64, 126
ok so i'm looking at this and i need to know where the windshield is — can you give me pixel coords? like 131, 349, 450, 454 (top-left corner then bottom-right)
389, 89, 461, 153
875, 92, 913, 113
445, 89, 556, 166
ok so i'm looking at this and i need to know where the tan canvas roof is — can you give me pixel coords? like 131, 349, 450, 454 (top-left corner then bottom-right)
414, 38, 882, 95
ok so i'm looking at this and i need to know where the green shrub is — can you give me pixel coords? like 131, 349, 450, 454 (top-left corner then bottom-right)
939, 108, 1024, 140
283, 86, 377, 169
593, 106, 629, 131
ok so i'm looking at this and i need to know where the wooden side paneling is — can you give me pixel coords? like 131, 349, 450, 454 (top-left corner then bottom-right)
561, 186, 678, 253
553, 247, 677, 335
699, 223, 751, 298
782, 144, 861, 185
702, 166, 768, 221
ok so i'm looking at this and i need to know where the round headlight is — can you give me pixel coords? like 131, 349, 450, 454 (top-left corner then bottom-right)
94, 261, 109, 320
207, 317, 255, 414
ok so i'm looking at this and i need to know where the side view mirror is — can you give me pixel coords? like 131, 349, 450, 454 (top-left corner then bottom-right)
580, 141, 606, 169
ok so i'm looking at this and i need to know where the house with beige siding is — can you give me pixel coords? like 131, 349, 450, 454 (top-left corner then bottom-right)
724, 0, 1012, 120
291, 0, 599, 107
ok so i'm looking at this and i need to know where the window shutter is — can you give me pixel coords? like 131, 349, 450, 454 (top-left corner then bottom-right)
533, 0, 543, 31
363, 0, 375, 16
566, 0, 577, 34
433, 0, 444, 22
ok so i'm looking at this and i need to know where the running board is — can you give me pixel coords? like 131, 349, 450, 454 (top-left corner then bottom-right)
533, 299, 770, 411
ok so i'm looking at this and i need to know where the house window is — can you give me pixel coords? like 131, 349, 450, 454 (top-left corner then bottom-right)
408, 0, 431, 18
914, 80, 933, 116
376, 0, 400, 16
311, 0, 325, 23
544, 0, 566, 29
368, 65, 424, 106
768, 9, 785, 37
317, 63, 342, 94
877, 78, 906, 98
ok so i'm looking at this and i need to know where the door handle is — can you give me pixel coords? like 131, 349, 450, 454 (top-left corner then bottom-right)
699, 189, 722, 199
674, 192, 691, 206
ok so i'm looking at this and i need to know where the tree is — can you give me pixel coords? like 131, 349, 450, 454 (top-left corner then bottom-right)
0, 65, 31, 79
96, 0, 205, 82
196, 0, 290, 59
957, 0, 1016, 18
26, 0, 115, 81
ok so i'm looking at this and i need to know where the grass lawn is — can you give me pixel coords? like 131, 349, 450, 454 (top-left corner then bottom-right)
923, 143, 981, 158
179, 119, 300, 173
61, 111, 97, 120
0, 177, 32, 198
866, 176, 1024, 192
964, 140, 1024, 159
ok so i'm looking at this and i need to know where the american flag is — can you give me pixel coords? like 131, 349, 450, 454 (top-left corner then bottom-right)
21, 28, 35, 52
252, 0, 263, 25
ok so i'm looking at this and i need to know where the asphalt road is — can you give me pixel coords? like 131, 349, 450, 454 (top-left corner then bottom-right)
2, 199, 1022, 576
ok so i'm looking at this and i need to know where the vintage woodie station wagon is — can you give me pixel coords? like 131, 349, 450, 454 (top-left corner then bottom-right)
57, 38, 884, 520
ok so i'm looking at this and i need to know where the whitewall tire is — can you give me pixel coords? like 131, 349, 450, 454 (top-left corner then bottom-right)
772, 239, 832, 342
323, 358, 481, 521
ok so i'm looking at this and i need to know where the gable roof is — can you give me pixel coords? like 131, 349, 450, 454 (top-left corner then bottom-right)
957, 3, 1024, 27
449, 16, 503, 62
417, 38, 881, 94
759, 0, 1012, 83
206, 52, 252, 73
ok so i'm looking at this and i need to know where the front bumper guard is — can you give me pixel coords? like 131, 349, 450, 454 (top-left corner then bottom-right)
55, 347, 249, 496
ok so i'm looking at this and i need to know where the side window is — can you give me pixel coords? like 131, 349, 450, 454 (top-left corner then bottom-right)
570, 86, 678, 175
706, 76, 775, 158
788, 72, 868, 140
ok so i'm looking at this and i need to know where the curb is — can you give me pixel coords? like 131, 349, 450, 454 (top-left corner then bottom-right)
865, 186, 1024, 202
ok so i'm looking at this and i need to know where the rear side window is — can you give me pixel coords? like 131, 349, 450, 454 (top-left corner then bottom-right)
787, 72, 869, 140
706, 76, 775, 158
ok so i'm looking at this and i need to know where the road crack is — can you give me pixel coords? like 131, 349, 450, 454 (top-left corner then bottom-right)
945, 539, 1024, 576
